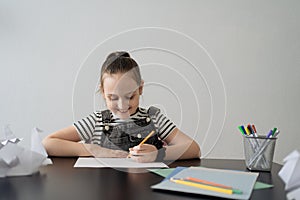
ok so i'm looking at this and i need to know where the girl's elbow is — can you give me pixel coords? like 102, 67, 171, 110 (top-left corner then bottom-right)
193, 141, 201, 158
42, 135, 53, 153
42, 137, 48, 148
197, 145, 201, 158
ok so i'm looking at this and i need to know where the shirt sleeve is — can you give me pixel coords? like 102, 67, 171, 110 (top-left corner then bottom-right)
73, 112, 97, 143
151, 109, 176, 140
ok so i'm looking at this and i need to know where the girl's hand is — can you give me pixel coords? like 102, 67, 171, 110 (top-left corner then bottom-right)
84, 144, 129, 158
129, 144, 158, 163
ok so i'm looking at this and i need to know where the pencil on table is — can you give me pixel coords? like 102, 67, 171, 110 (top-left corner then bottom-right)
170, 178, 234, 195
185, 177, 233, 189
171, 178, 243, 195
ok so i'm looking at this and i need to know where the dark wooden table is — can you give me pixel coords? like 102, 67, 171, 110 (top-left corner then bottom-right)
0, 158, 286, 200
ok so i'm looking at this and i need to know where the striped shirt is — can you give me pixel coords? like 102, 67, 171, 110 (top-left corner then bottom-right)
73, 107, 176, 145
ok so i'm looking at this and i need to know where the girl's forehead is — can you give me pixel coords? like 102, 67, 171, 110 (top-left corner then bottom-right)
102, 73, 139, 94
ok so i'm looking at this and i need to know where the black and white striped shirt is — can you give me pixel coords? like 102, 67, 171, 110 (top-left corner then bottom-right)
73, 107, 176, 145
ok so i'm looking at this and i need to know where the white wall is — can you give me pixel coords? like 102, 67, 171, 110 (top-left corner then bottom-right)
1, 0, 299, 164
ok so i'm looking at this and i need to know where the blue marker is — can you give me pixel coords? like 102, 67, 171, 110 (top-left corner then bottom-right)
240, 125, 247, 135
266, 130, 273, 138
238, 126, 246, 135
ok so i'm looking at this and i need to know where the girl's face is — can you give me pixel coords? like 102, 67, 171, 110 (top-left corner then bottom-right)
101, 72, 143, 119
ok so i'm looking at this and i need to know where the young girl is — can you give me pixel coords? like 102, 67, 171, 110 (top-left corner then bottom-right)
43, 51, 200, 162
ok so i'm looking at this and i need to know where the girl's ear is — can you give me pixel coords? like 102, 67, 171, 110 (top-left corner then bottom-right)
139, 80, 144, 95
100, 85, 105, 97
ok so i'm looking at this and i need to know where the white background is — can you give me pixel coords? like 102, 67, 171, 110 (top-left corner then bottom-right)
1, 0, 299, 164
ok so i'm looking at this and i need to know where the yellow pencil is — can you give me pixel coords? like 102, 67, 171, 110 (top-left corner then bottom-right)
127, 130, 155, 158
170, 178, 233, 195
138, 130, 155, 146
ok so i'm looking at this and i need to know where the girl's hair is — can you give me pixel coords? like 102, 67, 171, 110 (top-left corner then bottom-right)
100, 51, 142, 90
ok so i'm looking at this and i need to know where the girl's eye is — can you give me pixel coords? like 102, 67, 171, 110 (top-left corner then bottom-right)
126, 95, 134, 100
108, 95, 118, 101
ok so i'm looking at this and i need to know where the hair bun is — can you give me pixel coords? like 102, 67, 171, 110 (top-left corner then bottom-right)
118, 51, 130, 58
106, 51, 130, 60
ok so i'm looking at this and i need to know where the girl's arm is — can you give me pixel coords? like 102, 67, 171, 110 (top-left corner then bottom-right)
163, 128, 201, 160
42, 126, 128, 157
42, 126, 92, 156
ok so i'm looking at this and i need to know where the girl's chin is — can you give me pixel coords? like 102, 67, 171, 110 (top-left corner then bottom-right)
115, 111, 130, 119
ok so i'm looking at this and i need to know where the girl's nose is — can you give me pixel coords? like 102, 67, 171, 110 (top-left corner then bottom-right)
118, 99, 129, 110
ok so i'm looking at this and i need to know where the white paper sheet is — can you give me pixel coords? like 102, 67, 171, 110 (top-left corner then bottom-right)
278, 150, 300, 191
74, 157, 168, 168
42, 158, 53, 165
287, 187, 300, 200
0, 126, 50, 177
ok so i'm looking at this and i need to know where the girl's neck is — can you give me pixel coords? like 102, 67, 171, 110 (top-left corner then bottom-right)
111, 107, 139, 120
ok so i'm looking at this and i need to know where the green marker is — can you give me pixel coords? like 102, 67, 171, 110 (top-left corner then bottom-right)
238, 126, 246, 135
272, 128, 277, 136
